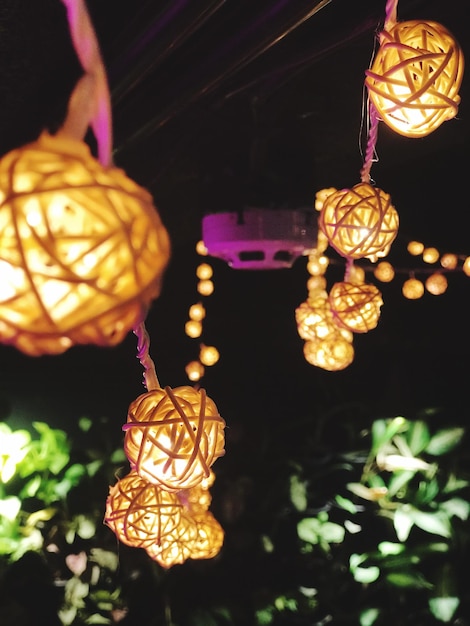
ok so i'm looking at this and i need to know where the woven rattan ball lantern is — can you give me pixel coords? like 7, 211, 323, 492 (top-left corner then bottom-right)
329, 282, 383, 333
104, 471, 183, 548
123, 386, 226, 492
365, 20, 464, 137
319, 183, 399, 261
0, 132, 170, 356
187, 511, 224, 561
303, 335, 354, 371
296, 296, 353, 343
145, 511, 198, 568
402, 277, 424, 299
425, 272, 448, 295
180, 470, 215, 514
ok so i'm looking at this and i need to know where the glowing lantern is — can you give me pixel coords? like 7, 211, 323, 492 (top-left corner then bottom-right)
402, 277, 424, 299
319, 182, 399, 261
374, 261, 395, 282
0, 132, 170, 356
407, 241, 424, 256
425, 272, 448, 295
180, 470, 215, 514
196, 240, 208, 256
303, 335, 354, 371
185, 319, 203, 338
196, 263, 213, 280
123, 385, 226, 492
440, 253, 458, 270
423, 247, 439, 264
329, 282, 383, 333
197, 279, 214, 296
189, 302, 206, 321
199, 344, 220, 367
295, 295, 351, 342
365, 20, 464, 138
187, 511, 224, 560
185, 360, 205, 382
463, 257, 470, 276
145, 511, 198, 568
104, 471, 182, 548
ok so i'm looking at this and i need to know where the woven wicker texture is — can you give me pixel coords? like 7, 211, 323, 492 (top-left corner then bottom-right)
365, 20, 464, 137
319, 183, 399, 261
145, 511, 199, 568
295, 295, 353, 343
0, 131, 170, 355
303, 335, 355, 371
104, 471, 183, 548
187, 511, 224, 560
329, 282, 383, 333
124, 386, 226, 492
179, 470, 215, 515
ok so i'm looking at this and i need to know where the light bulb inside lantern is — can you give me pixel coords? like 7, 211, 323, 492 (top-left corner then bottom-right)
402, 277, 424, 299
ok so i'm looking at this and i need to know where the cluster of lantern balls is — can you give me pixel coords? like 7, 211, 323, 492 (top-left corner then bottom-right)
294, 10, 464, 372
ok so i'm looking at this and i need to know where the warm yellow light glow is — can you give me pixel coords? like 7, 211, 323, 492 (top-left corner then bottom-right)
123, 386, 226, 492
185, 360, 205, 382
348, 264, 365, 285
196, 263, 213, 280
407, 241, 424, 256
199, 344, 220, 366
104, 471, 183, 548
0, 132, 170, 355
402, 277, 424, 299
422, 247, 440, 264
365, 20, 464, 137
187, 511, 224, 561
196, 240, 208, 256
303, 335, 354, 371
307, 275, 327, 295
425, 272, 448, 295
329, 282, 383, 333
185, 319, 203, 338
145, 510, 198, 568
374, 261, 395, 282
314, 187, 337, 212
296, 295, 353, 343
307, 255, 329, 276
440, 253, 458, 269
189, 302, 206, 321
319, 182, 399, 261
463, 257, 470, 276
197, 279, 214, 296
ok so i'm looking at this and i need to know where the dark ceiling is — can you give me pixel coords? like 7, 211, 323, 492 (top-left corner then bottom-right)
0, 0, 468, 431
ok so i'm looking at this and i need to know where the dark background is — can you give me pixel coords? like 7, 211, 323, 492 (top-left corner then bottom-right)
0, 0, 468, 445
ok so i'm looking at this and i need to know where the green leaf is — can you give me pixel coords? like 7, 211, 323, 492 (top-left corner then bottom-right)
85, 614, 111, 624
78, 417, 93, 432
319, 522, 345, 544
371, 417, 406, 455
290, 475, 307, 512
360, 608, 380, 626
335, 494, 359, 514
352, 565, 380, 584
110, 448, 127, 464
443, 475, 469, 494
378, 541, 405, 556
409, 510, 451, 538
428, 597, 459, 622
393, 506, 414, 542
297, 518, 320, 544
386, 571, 433, 589
439, 497, 470, 521
407, 420, 431, 455
425, 428, 465, 456
387, 470, 415, 498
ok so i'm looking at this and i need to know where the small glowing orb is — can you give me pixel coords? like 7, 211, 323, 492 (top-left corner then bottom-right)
374, 261, 395, 282
196, 263, 213, 280
303, 335, 355, 371
407, 241, 424, 256
199, 344, 220, 366
185, 320, 203, 338
329, 282, 383, 333
306, 255, 329, 276
189, 302, 206, 321
425, 272, 448, 295
197, 279, 214, 296
440, 253, 458, 270
104, 471, 183, 548
196, 240, 208, 256
319, 182, 399, 261
185, 360, 205, 382
423, 247, 440, 264
307, 275, 327, 296
402, 277, 424, 299
0, 132, 170, 355
463, 257, 470, 276
123, 386, 226, 492
365, 20, 464, 137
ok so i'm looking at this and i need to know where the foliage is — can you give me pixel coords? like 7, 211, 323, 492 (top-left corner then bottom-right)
0, 407, 469, 625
